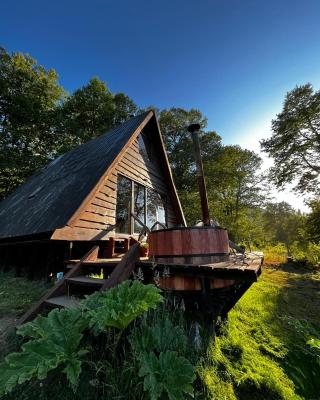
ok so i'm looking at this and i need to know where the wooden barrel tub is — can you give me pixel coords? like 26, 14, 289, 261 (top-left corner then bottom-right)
148, 226, 230, 265
147, 227, 232, 291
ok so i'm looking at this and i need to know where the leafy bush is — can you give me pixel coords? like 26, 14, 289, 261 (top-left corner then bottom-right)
139, 350, 195, 400
306, 242, 320, 267
307, 337, 320, 363
262, 243, 287, 264
0, 281, 164, 397
262, 241, 320, 269
0, 308, 89, 396
129, 317, 188, 356
81, 280, 163, 332
130, 317, 195, 400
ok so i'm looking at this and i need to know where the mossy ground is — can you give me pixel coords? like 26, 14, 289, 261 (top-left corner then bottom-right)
200, 265, 320, 400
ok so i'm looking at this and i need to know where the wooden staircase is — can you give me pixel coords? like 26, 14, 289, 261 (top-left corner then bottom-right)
18, 243, 141, 325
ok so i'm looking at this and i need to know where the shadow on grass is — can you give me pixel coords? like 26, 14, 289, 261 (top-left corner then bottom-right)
257, 264, 320, 399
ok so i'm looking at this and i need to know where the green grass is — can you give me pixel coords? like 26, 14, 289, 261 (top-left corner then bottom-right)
0, 271, 50, 361
199, 266, 320, 400
0, 272, 49, 319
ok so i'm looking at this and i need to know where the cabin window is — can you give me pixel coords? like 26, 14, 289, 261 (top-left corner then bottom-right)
133, 182, 145, 233
116, 174, 167, 235
146, 190, 166, 229
138, 134, 152, 162
116, 175, 132, 234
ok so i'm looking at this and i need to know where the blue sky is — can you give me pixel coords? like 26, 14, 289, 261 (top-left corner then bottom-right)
2, 0, 320, 210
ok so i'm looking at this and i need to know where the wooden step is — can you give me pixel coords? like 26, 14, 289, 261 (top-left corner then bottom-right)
45, 296, 80, 309
66, 275, 106, 287
65, 258, 123, 269
82, 259, 122, 267
18, 244, 141, 325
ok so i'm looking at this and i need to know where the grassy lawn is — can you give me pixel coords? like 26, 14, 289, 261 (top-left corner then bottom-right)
0, 272, 49, 319
0, 272, 49, 358
200, 265, 320, 400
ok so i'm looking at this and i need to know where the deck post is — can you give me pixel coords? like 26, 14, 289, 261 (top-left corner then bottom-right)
200, 276, 215, 337
103, 238, 115, 258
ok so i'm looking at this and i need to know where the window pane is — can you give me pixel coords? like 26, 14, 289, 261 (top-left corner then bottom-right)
157, 195, 166, 225
116, 175, 132, 234
133, 182, 145, 233
137, 134, 151, 162
147, 190, 167, 229
146, 190, 157, 228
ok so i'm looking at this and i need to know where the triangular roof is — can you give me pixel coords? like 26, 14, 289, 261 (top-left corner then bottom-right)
0, 110, 185, 240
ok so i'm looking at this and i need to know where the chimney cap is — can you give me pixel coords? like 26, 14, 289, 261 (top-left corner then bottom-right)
187, 123, 201, 133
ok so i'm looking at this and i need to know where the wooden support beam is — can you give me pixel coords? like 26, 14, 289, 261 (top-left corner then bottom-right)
103, 238, 115, 258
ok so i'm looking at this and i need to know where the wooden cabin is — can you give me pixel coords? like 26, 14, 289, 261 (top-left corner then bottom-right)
0, 111, 185, 274
0, 110, 262, 328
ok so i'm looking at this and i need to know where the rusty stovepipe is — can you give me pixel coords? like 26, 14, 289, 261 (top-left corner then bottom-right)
188, 123, 211, 226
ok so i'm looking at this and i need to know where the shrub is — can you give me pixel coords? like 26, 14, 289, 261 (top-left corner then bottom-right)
130, 316, 195, 400
306, 242, 320, 267
0, 281, 164, 397
81, 280, 163, 332
262, 243, 287, 264
138, 350, 195, 400
0, 308, 89, 395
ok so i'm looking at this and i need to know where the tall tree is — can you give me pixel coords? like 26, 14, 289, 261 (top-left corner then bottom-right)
306, 199, 320, 241
261, 84, 320, 196
158, 108, 267, 241
262, 202, 306, 253
159, 108, 221, 191
205, 146, 266, 241
58, 77, 114, 147
57, 78, 139, 152
0, 47, 65, 199
113, 93, 138, 125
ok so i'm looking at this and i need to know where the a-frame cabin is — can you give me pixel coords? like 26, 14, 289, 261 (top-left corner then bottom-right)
0, 110, 262, 327
0, 111, 185, 275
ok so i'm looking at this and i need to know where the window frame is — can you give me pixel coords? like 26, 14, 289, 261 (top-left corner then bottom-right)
116, 174, 167, 235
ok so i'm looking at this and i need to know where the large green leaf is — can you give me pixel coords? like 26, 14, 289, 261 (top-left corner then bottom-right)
81, 280, 163, 331
129, 318, 188, 357
139, 350, 195, 400
0, 308, 89, 395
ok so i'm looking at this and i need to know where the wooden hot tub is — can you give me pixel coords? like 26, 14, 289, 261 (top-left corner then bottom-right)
148, 226, 230, 265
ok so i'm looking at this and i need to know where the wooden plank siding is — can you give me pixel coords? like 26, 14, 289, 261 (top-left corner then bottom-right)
52, 131, 178, 241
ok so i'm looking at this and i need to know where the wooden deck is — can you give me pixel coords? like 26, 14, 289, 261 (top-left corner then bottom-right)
138, 252, 262, 281
18, 247, 263, 325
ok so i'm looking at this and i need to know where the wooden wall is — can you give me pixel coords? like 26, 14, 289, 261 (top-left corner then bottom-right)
56, 130, 178, 240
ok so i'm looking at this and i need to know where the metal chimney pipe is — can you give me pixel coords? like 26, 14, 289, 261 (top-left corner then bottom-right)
188, 123, 211, 226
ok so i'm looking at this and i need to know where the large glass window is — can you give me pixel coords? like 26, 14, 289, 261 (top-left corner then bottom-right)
133, 182, 145, 233
116, 175, 132, 234
116, 174, 167, 234
146, 190, 166, 229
